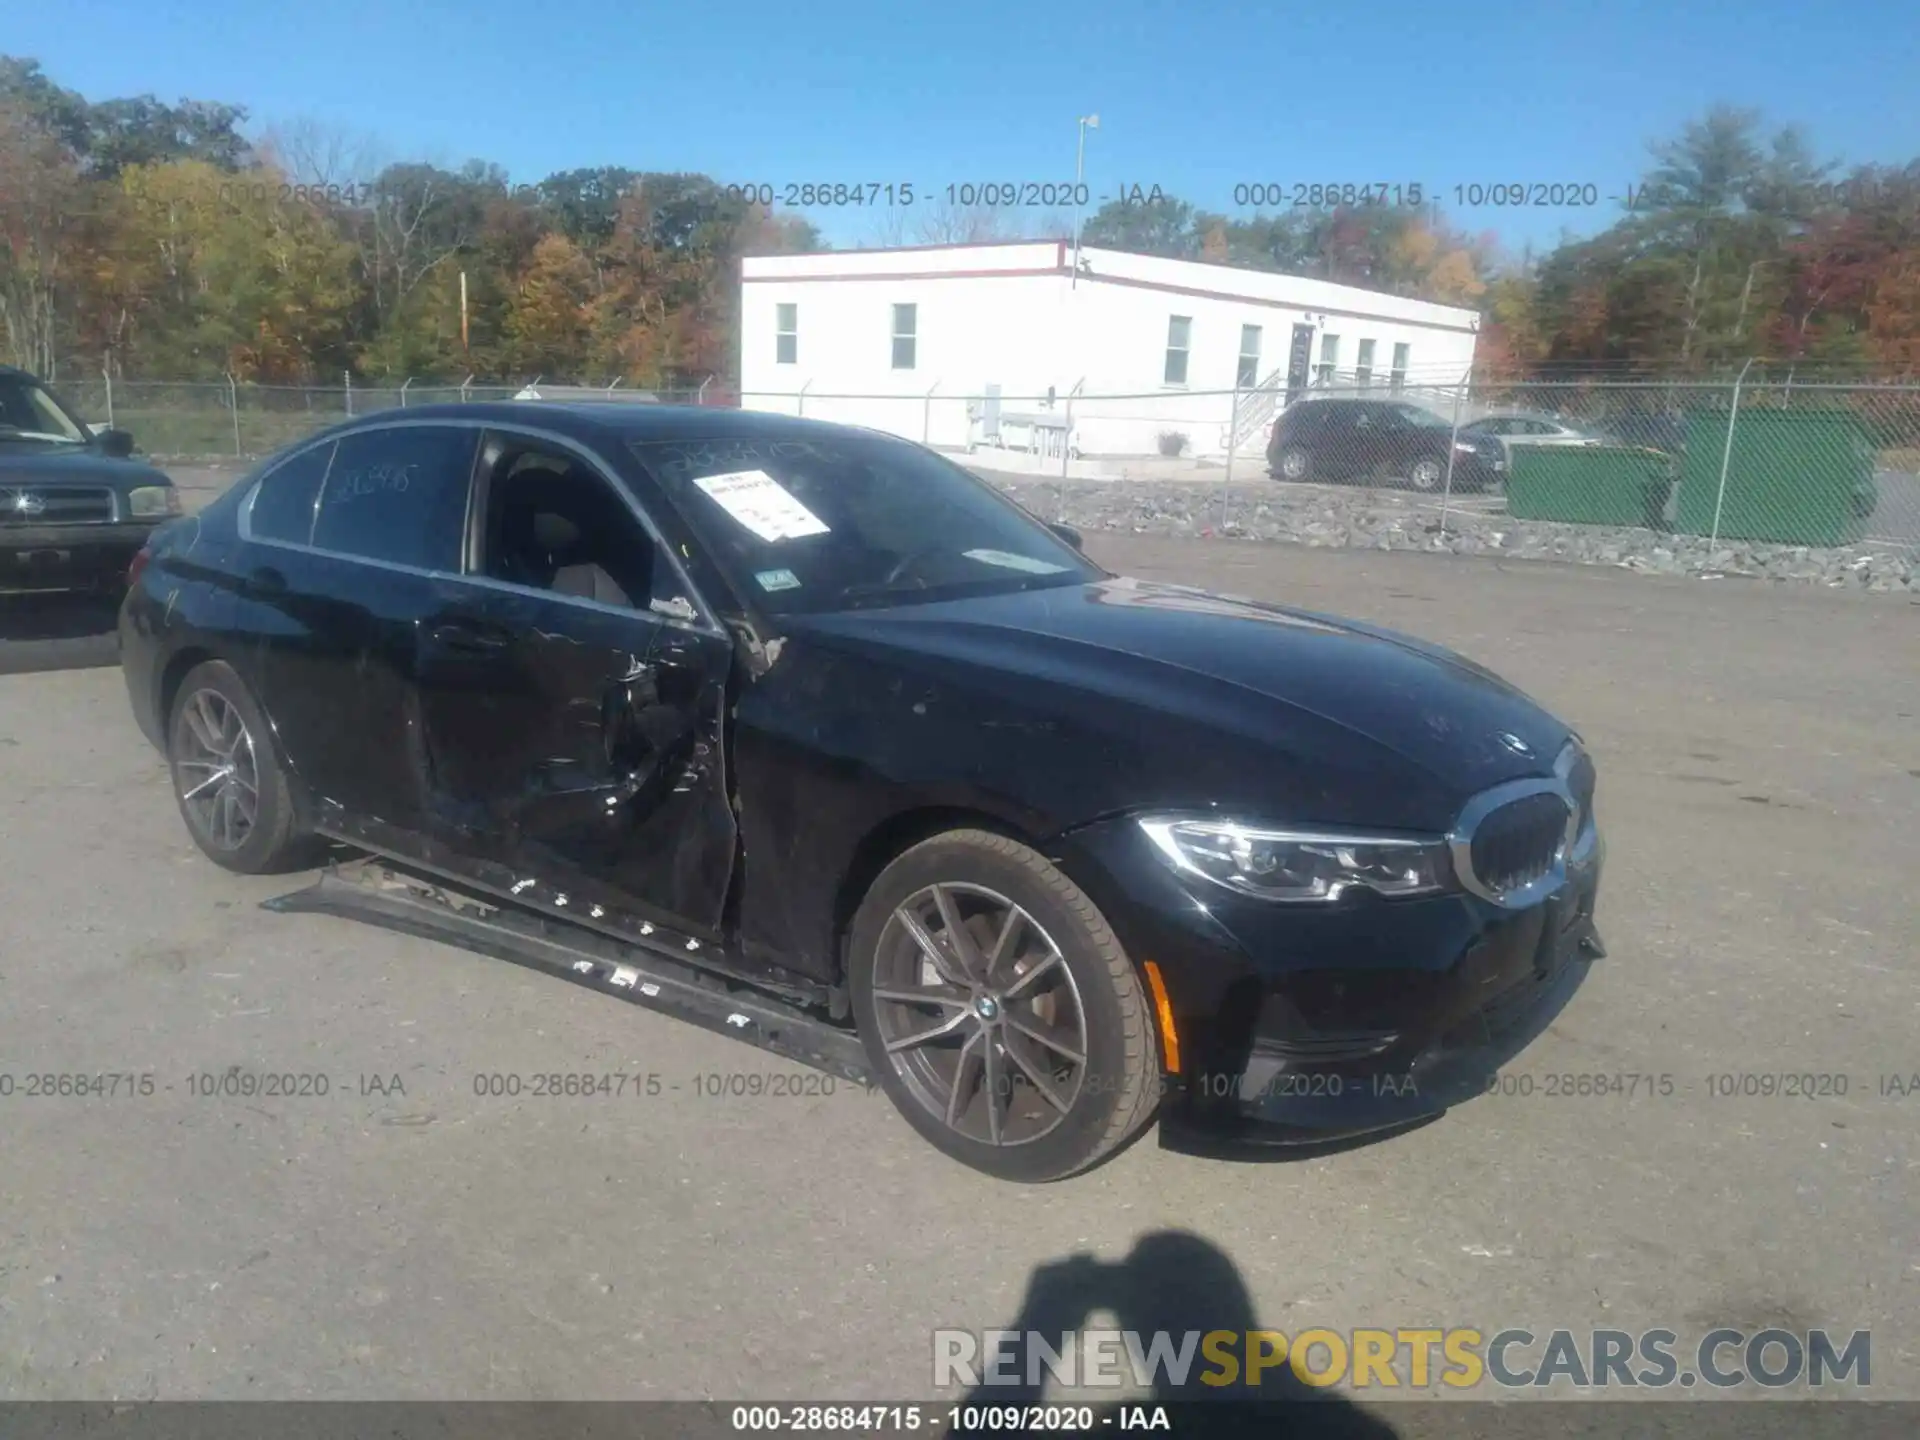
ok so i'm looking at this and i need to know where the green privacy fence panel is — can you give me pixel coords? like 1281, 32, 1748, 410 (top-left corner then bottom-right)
1676, 409, 1877, 546
1505, 446, 1673, 528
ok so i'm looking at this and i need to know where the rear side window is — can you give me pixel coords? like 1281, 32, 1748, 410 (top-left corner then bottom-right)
247, 442, 333, 544
310, 426, 478, 571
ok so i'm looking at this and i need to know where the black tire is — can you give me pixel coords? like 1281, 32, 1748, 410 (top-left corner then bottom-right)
1273, 446, 1313, 482
848, 829, 1162, 1182
166, 659, 311, 874
1407, 457, 1445, 491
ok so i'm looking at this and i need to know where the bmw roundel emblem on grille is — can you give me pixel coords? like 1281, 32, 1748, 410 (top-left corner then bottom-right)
1496, 732, 1534, 758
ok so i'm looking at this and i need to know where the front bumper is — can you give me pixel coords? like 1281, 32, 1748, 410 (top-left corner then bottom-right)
1053, 814, 1605, 1141
1448, 454, 1506, 489
1, 521, 156, 591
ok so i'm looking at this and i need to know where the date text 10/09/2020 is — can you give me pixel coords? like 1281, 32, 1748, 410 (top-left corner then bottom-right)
717, 181, 1681, 212
1229, 182, 1615, 209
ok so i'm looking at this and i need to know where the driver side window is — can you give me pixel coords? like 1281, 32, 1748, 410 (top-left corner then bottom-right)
474, 435, 697, 621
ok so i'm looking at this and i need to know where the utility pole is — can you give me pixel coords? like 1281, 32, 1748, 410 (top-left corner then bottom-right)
1071, 114, 1099, 288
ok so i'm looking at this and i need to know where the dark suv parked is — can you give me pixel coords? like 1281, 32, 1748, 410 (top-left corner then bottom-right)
0, 365, 179, 596
1268, 398, 1505, 493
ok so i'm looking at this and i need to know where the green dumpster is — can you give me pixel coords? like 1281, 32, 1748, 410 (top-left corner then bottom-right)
1676, 409, 1875, 546
1505, 446, 1673, 528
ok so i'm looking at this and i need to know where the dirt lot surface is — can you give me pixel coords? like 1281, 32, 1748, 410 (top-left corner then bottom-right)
1, 513, 1915, 1430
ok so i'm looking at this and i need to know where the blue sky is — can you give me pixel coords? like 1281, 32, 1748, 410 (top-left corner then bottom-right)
13, 0, 1918, 255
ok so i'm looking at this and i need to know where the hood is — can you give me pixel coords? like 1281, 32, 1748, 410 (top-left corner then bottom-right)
0, 445, 172, 488
796, 575, 1572, 796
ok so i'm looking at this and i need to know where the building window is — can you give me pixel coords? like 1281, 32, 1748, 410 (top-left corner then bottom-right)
1237, 324, 1262, 389
891, 303, 917, 370
1355, 339, 1376, 390
1391, 342, 1410, 392
775, 304, 797, 365
1164, 315, 1192, 385
1315, 333, 1340, 385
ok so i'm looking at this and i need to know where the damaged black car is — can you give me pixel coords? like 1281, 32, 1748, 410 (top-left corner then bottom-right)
119, 403, 1604, 1181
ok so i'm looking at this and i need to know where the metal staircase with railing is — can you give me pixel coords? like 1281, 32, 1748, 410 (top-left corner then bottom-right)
1224, 368, 1290, 455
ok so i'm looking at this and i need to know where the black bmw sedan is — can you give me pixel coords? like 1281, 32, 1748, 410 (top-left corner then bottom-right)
120, 402, 1603, 1181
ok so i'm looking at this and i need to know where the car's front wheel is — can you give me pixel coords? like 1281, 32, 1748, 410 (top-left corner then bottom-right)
1273, 446, 1313, 482
166, 659, 311, 874
848, 829, 1162, 1181
1406, 457, 1446, 491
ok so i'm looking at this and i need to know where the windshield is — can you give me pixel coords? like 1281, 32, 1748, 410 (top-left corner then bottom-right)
632, 433, 1101, 615
1394, 405, 1454, 429
0, 375, 89, 444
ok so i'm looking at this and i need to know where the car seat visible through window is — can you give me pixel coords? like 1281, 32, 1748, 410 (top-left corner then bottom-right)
488, 458, 654, 608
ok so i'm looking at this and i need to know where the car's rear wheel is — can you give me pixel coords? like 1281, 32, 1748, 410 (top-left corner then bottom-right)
167, 660, 309, 874
1274, 447, 1313, 482
1407, 457, 1445, 491
848, 829, 1162, 1182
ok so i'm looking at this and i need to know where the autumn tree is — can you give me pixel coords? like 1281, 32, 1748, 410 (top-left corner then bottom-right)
0, 100, 91, 376
503, 232, 594, 377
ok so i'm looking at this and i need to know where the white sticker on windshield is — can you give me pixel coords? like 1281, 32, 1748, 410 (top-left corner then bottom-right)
755, 568, 801, 592
694, 469, 830, 542
963, 549, 1071, 575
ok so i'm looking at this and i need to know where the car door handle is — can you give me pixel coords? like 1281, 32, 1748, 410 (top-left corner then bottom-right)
427, 619, 510, 654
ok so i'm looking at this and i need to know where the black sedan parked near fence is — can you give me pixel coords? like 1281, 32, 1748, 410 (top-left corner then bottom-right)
119, 402, 1604, 1180
1268, 397, 1507, 492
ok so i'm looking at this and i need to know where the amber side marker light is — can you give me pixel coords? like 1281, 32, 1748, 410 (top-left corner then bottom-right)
1141, 960, 1181, 1075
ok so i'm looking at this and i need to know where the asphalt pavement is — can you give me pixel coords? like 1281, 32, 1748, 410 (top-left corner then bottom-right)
0, 499, 1916, 1426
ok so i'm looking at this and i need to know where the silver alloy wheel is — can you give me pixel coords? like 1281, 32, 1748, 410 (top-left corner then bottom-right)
175, 688, 261, 852
1281, 449, 1309, 479
870, 882, 1090, 1146
1410, 458, 1443, 490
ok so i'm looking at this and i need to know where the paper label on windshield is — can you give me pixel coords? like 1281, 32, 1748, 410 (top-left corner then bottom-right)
694, 469, 829, 542
963, 549, 1070, 575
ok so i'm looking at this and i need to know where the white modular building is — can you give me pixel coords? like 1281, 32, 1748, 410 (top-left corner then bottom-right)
738, 241, 1481, 461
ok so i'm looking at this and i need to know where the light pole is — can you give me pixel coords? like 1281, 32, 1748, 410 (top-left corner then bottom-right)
1071, 113, 1099, 287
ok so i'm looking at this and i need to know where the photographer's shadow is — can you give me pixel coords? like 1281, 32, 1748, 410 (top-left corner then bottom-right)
954, 1230, 1397, 1438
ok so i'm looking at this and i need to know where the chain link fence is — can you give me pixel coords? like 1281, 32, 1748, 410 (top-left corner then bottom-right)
56, 377, 723, 462
744, 377, 1920, 551
50, 370, 1920, 553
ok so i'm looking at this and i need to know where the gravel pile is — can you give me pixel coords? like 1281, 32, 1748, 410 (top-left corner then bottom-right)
980, 474, 1919, 593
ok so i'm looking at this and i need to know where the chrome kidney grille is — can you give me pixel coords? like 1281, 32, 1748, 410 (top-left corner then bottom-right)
1562, 747, 1597, 836
1467, 792, 1570, 896
1448, 740, 1597, 908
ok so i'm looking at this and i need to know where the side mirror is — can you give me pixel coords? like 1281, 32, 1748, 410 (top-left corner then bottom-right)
97, 428, 136, 458
1049, 522, 1084, 551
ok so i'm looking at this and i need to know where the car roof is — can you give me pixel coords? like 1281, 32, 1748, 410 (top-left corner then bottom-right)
289, 401, 893, 448
1292, 397, 1405, 414
1473, 410, 1567, 424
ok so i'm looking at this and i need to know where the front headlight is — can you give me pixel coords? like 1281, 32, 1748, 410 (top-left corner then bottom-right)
1138, 818, 1453, 903
128, 486, 182, 518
